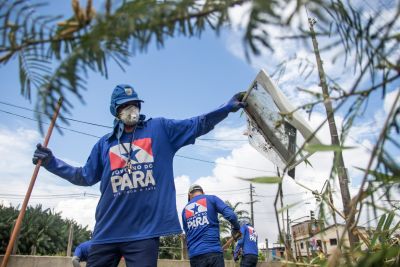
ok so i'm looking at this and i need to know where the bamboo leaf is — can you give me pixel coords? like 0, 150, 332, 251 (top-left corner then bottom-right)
354, 167, 399, 183
370, 214, 386, 247
236, 176, 282, 184
304, 144, 356, 152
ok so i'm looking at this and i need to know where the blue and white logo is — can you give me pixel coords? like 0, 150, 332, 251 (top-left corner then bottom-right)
125, 87, 133, 96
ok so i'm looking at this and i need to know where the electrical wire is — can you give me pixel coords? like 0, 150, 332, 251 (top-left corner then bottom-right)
0, 193, 100, 199
0, 100, 374, 178
254, 192, 308, 198
0, 100, 112, 129
0, 100, 247, 142
175, 155, 276, 174
0, 108, 275, 174
175, 188, 249, 196
0, 109, 103, 138
0, 190, 309, 200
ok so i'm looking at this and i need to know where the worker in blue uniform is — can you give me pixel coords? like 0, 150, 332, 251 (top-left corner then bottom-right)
33, 84, 246, 267
182, 184, 241, 267
234, 221, 259, 267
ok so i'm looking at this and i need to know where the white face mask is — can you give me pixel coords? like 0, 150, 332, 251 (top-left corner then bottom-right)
119, 105, 140, 126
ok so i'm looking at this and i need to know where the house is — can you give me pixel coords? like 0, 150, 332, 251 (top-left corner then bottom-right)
291, 220, 368, 259
267, 243, 286, 261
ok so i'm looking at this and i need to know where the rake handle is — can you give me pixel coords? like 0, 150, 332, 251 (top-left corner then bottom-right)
1, 98, 63, 267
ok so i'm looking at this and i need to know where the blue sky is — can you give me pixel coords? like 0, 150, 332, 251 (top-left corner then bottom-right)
0, 0, 398, 246
0, 29, 254, 178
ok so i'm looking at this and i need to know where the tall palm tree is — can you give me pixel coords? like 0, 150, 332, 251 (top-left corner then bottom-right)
219, 200, 250, 237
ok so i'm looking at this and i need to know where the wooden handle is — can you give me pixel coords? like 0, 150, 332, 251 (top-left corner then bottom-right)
1, 98, 63, 267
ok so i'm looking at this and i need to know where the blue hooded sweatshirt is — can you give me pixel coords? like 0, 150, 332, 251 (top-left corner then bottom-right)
234, 224, 258, 258
182, 194, 240, 258
74, 240, 92, 261
43, 104, 233, 244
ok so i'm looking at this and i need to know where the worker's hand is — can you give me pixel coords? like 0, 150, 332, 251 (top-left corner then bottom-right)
71, 256, 81, 267
32, 143, 53, 166
231, 228, 242, 241
226, 92, 247, 112
234, 255, 239, 262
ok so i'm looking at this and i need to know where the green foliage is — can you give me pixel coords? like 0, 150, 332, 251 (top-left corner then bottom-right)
258, 251, 265, 261
355, 212, 400, 267
5, 0, 396, 134
237, 176, 282, 184
0, 204, 91, 255
304, 144, 356, 153
0, 1, 399, 265
0, 0, 249, 132
369, 212, 399, 249
158, 235, 182, 260
218, 200, 250, 237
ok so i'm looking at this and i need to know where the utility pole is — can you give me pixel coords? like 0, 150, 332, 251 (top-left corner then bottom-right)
286, 207, 293, 256
308, 17, 359, 247
250, 183, 255, 226
327, 181, 341, 243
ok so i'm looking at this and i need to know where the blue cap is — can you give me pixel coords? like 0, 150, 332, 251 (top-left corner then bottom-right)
110, 84, 144, 116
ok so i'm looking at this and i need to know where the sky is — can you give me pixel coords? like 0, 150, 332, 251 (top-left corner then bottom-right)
0, 0, 399, 248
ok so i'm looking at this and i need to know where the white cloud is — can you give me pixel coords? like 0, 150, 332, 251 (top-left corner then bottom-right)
0, 199, 10, 207
225, 1, 398, 117
0, 104, 394, 245
177, 106, 386, 243
228, 1, 252, 31
55, 198, 98, 229
195, 124, 247, 152
0, 127, 40, 176
384, 89, 400, 115
175, 175, 191, 223
0, 125, 98, 229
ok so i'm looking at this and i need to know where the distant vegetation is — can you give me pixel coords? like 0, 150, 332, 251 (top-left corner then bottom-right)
0, 204, 91, 255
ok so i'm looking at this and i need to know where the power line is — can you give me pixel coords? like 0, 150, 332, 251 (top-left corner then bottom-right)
197, 138, 246, 142
0, 192, 100, 199
205, 188, 249, 193
0, 100, 247, 142
175, 155, 276, 174
0, 108, 275, 173
0, 108, 244, 148
7, 102, 364, 179
0, 190, 310, 202
1, 188, 250, 199
0, 100, 112, 129
254, 192, 308, 198
254, 211, 276, 214
0, 109, 103, 138
1, 107, 375, 182
176, 188, 249, 196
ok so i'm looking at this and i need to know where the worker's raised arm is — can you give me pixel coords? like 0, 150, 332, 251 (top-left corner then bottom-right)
162, 92, 246, 151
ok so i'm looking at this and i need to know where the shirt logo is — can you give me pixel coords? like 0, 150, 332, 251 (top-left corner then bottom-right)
185, 198, 209, 230
109, 138, 153, 170
185, 198, 207, 218
109, 138, 156, 195
248, 226, 258, 242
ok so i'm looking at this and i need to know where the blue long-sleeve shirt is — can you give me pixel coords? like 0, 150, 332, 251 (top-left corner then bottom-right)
73, 241, 92, 261
182, 194, 240, 258
43, 105, 232, 244
234, 224, 258, 258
